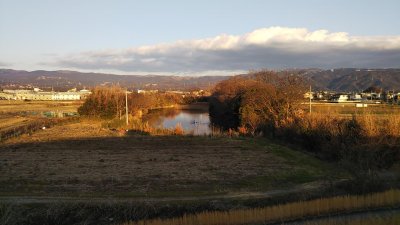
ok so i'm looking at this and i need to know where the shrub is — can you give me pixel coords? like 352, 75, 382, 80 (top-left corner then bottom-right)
174, 123, 184, 135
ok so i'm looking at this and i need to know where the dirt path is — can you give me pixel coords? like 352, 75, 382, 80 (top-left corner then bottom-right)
0, 180, 326, 204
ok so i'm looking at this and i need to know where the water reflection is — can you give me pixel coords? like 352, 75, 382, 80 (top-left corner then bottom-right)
144, 108, 211, 135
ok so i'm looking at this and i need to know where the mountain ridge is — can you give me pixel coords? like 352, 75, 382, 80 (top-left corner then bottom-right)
1, 68, 400, 92
0, 69, 229, 91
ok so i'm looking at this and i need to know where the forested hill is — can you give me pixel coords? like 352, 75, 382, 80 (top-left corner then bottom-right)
301, 68, 400, 91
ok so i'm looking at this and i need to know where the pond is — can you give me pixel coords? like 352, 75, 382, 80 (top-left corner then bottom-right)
143, 105, 212, 135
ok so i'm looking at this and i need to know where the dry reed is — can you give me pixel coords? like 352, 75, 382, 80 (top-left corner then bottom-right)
174, 123, 184, 135
126, 189, 400, 225
304, 213, 400, 225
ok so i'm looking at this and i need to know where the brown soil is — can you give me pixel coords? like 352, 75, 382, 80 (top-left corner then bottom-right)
0, 121, 318, 198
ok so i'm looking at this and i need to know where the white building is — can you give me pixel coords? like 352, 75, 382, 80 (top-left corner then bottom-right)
349, 94, 362, 102
0, 89, 91, 101
331, 94, 349, 103
52, 92, 82, 100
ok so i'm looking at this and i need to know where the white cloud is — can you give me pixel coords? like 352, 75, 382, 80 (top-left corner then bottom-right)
53, 27, 400, 74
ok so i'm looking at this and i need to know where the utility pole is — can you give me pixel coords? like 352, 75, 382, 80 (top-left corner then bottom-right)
125, 89, 129, 126
393, 89, 395, 105
309, 85, 312, 114
371, 90, 372, 101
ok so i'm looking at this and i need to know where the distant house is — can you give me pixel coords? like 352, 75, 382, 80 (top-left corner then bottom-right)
137, 89, 158, 94
361, 92, 382, 100
330, 94, 349, 103
349, 94, 362, 102
303, 92, 314, 99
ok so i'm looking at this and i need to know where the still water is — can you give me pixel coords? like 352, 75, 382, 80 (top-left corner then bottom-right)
144, 107, 211, 135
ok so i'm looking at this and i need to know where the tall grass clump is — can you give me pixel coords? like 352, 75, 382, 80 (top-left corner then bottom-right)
126, 189, 400, 225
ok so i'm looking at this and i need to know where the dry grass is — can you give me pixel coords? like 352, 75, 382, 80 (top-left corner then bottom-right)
309, 103, 400, 117
304, 214, 400, 225
0, 116, 33, 130
321, 113, 399, 143
173, 123, 184, 135
127, 189, 400, 225
0, 100, 81, 114
299, 103, 400, 137
299, 112, 400, 138
3, 119, 119, 144
0, 100, 82, 141
0, 117, 79, 141
272, 107, 400, 168
355, 113, 400, 138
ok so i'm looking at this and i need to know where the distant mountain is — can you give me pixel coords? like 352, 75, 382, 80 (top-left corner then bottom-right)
0, 69, 230, 91
1, 68, 400, 92
298, 68, 400, 92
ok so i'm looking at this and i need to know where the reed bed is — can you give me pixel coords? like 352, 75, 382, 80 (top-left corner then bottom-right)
296, 112, 400, 140
304, 213, 400, 225
310, 103, 400, 117
276, 111, 400, 167
127, 189, 400, 225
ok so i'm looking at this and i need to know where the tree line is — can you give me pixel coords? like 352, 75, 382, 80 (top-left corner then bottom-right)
78, 86, 183, 118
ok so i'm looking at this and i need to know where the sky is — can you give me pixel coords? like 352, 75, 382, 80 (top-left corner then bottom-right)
0, 0, 400, 75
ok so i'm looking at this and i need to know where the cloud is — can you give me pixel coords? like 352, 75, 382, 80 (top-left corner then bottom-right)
53, 27, 400, 74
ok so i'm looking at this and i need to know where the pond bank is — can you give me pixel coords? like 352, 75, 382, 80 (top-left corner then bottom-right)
175, 102, 209, 110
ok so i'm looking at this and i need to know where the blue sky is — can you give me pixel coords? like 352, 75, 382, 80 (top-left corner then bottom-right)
1, 0, 399, 75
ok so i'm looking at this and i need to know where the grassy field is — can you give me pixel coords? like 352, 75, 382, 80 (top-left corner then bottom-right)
0, 100, 81, 114
0, 120, 333, 198
0, 116, 33, 131
0, 100, 81, 141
